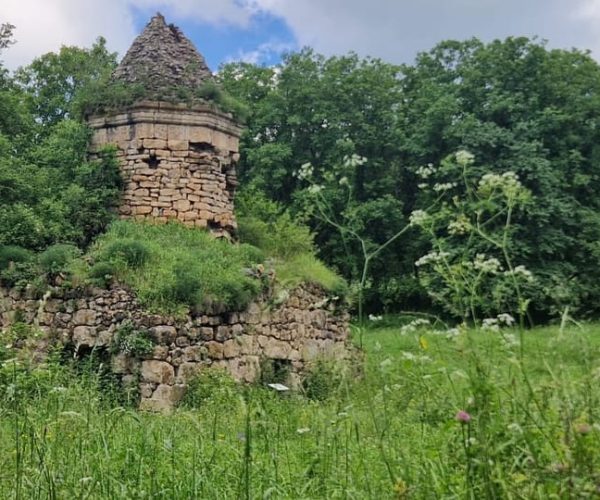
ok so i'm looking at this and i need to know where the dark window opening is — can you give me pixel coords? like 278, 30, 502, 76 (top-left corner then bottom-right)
142, 153, 160, 168
190, 141, 215, 153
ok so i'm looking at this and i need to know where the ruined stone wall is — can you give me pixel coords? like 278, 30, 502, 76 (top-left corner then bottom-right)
0, 284, 349, 411
88, 102, 242, 237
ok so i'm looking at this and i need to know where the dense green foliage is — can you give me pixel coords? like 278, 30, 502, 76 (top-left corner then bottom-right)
0, 35, 122, 254
236, 188, 347, 296
78, 221, 265, 314
220, 39, 600, 320
2, 323, 600, 497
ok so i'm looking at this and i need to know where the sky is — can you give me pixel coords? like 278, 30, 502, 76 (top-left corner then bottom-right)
2, 0, 600, 72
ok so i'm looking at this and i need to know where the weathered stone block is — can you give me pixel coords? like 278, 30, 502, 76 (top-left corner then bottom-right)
73, 309, 97, 326
141, 360, 175, 384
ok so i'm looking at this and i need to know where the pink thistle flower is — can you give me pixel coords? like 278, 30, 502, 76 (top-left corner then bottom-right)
455, 410, 472, 423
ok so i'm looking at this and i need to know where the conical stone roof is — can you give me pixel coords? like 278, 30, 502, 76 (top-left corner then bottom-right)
112, 13, 212, 100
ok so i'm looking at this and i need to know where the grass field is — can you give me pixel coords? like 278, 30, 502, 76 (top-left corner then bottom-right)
1, 322, 600, 498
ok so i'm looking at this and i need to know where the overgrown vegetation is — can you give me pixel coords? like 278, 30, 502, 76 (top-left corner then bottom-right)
220, 40, 600, 321
236, 187, 347, 297
77, 221, 265, 314
1, 323, 600, 497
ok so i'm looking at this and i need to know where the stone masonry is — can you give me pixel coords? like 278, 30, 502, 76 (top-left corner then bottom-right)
88, 101, 241, 237
0, 284, 349, 411
87, 14, 241, 237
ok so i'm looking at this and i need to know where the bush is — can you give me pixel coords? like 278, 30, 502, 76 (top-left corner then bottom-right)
111, 321, 154, 358
302, 359, 345, 401
0, 245, 33, 270
0, 245, 37, 287
181, 368, 241, 410
38, 244, 81, 276
276, 254, 348, 296
87, 261, 116, 288
103, 240, 150, 268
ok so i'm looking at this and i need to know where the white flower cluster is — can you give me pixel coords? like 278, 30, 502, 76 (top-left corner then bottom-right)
415, 251, 450, 267
473, 253, 502, 274
409, 209, 430, 227
505, 265, 534, 282
455, 150, 475, 166
416, 163, 436, 179
482, 313, 516, 332
400, 318, 430, 335
433, 182, 457, 192
368, 314, 383, 322
448, 216, 470, 235
478, 171, 522, 192
307, 184, 323, 195
481, 317, 500, 332
296, 162, 314, 181
343, 154, 368, 168
400, 351, 432, 363
497, 313, 516, 326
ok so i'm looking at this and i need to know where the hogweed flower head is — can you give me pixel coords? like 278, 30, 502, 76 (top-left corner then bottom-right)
456, 150, 475, 166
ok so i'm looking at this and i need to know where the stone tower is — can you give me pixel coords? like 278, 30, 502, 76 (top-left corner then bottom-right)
88, 13, 241, 237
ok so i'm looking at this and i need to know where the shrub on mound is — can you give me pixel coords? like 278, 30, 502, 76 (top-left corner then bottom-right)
81, 221, 265, 314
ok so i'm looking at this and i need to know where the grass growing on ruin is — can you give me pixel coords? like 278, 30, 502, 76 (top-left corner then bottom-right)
78, 220, 265, 314
2, 322, 600, 498
75, 220, 347, 315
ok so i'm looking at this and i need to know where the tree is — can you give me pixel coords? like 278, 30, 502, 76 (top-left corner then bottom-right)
14, 37, 117, 127
400, 38, 600, 319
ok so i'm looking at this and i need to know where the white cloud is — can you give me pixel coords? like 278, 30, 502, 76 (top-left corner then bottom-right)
247, 0, 600, 63
228, 40, 295, 65
0, 0, 257, 70
2, 0, 600, 71
0, 0, 137, 70
131, 0, 253, 26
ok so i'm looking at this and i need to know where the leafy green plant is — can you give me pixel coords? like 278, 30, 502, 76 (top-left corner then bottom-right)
302, 358, 345, 401
411, 151, 533, 326
103, 240, 150, 268
87, 261, 116, 288
110, 321, 154, 357
38, 244, 81, 276
182, 368, 241, 410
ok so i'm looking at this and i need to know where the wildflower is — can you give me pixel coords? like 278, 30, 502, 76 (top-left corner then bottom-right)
497, 313, 515, 326
433, 182, 457, 192
415, 251, 450, 267
296, 162, 314, 181
416, 164, 435, 179
455, 150, 475, 166
445, 327, 460, 339
418, 182, 428, 189
368, 314, 383, 322
481, 318, 500, 332
307, 184, 323, 195
409, 209, 430, 227
296, 427, 311, 434
448, 216, 470, 235
338, 176, 349, 186
511, 265, 534, 282
456, 410, 472, 423
473, 254, 502, 274
400, 318, 430, 335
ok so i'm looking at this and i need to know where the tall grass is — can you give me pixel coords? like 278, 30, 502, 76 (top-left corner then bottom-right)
1, 322, 600, 497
